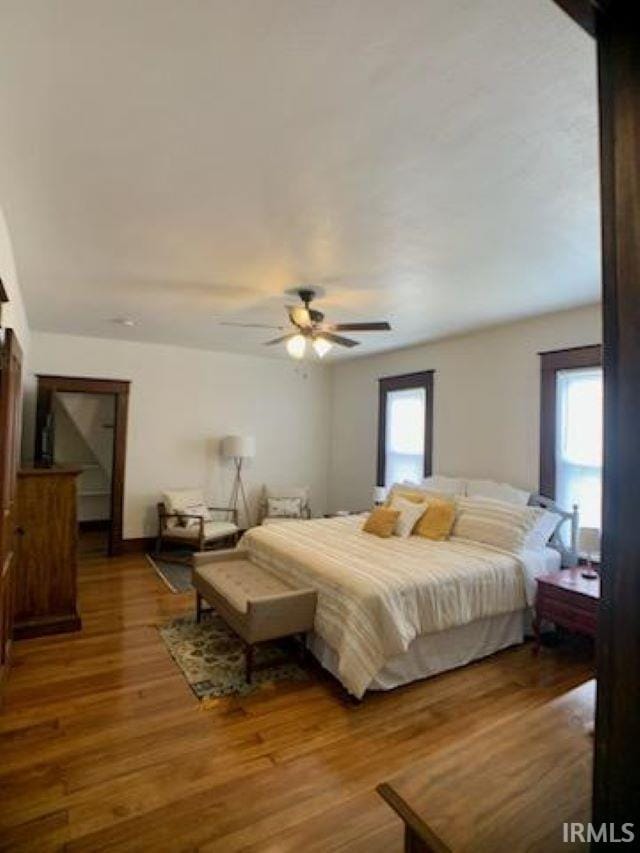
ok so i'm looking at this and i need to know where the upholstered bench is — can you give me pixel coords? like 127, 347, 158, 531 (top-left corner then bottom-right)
192, 549, 317, 683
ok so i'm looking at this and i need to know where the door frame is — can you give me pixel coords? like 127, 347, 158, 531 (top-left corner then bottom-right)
34, 375, 130, 556
553, 0, 640, 826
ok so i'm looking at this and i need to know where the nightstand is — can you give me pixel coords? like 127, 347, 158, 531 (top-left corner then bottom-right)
534, 568, 600, 653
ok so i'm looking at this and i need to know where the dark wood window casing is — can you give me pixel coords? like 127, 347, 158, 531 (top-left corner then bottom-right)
376, 371, 434, 488
539, 344, 602, 500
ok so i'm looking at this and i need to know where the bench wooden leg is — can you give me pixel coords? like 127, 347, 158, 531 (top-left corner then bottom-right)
245, 644, 254, 683
195, 591, 202, 624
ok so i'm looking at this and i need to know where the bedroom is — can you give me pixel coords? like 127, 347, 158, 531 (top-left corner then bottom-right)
0, 1, 638, 850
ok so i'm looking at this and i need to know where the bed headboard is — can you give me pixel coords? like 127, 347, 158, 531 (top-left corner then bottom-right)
529, 493, 579, 567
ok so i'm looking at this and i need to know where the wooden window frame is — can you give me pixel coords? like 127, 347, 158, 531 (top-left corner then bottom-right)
376, 371, 434, 488
539, 344, 602, 499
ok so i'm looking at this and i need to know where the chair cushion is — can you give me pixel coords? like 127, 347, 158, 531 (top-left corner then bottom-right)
196, 560, 293, 613
166, 520, 238, 541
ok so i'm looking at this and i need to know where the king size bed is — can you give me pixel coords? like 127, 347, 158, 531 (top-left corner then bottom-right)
241, 495, 576, 699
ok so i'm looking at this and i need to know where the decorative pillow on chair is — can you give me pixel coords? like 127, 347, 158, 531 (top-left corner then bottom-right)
179, 502, 212, 528
266, 496, 303, 519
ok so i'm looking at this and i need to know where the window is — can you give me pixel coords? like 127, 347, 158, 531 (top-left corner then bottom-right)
377, 371, 434, 488
540, 345, 603, 531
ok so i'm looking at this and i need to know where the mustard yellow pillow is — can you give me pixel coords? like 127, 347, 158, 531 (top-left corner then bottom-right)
363, 506, 400, 538
414, 497, 456, 541
385, 484, 429, 505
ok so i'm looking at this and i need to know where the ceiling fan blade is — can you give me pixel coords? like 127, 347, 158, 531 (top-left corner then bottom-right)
263, 333, 297, 346
287, 305, 312, 327
220, 322, 286, 329
325, 321, 391, 332
320, 332, 360, 348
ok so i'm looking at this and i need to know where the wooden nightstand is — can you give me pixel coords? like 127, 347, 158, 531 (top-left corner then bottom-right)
534, 568, 600, 653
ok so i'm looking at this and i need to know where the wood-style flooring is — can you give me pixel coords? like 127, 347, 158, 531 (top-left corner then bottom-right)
0, 549, 594, 852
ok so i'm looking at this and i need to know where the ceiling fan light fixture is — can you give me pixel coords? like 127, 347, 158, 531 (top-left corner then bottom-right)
286, 333, 306, 359
312, 337, 332, 358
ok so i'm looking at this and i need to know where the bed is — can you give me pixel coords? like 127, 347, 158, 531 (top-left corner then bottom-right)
242, 504, 573, 699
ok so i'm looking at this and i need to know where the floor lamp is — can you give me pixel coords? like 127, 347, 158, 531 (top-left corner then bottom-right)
221, 435, 256, 528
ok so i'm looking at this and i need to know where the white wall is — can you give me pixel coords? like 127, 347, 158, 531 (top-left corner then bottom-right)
0, 207, 30, 354
328, 304, 602, 511
30, 332, 331, 539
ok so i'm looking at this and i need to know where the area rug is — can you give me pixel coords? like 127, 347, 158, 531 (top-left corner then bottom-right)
159, 613, 309, 698
146, 551, 193, 593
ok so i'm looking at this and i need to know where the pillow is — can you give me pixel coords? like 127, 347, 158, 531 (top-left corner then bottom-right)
389, 495, 428, 538
452, 496, 545, 553
179, 502, 212, 528
387, 483, 431, 505
266, 496, 303, 519
418, 476, 466, 496
466, 479, 530, 506
524, 509, 561, 550
414, 496, 456, 541
363, 507, 400, 538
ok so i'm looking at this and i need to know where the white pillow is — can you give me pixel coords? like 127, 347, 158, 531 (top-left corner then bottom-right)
179, 501, 212, 528
390, 495, 428, 538
418, 476, 466, 496
524, 509, 561, 550
266, 496, 303, 519
453, 496, 545, 553
466, 479, 530, 506
263, 485, 310, 510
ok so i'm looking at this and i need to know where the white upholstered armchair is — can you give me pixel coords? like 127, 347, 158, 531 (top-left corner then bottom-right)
156, 488, 240, 553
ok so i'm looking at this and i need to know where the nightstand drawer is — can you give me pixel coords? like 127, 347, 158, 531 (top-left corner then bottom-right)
538, 583, 598, 615
539, 599, 598, 636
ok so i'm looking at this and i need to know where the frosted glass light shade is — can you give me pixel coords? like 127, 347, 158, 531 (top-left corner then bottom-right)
221, 435, 256, 459
578, 526, 600, 558
312, 337, 332, 358
373, 486, 387, 505
286, 334, 306, 359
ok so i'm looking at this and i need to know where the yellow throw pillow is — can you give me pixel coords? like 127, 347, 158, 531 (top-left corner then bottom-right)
363, 506, 400, 538
414, 497, 456, 541
386, 484, 430, 505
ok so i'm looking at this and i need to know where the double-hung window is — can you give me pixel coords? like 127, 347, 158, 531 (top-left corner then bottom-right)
377, 371, 434, 489
540, 346, 603, 531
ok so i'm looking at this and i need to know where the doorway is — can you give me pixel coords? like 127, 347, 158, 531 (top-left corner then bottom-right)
34, 376, 129, 556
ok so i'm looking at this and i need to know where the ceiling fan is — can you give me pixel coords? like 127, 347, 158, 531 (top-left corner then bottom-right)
221, 288, 392, 358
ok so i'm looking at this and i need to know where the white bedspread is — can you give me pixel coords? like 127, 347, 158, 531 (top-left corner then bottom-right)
243, 516, 546, 697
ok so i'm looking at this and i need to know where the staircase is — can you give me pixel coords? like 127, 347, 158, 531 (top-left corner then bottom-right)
53, 393, 114, 522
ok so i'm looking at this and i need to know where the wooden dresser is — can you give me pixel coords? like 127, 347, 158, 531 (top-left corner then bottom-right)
13, 466, 82, 639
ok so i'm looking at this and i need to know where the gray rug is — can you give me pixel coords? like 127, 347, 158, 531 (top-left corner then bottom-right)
146, 551, 193, 593
159, 613, 308, 699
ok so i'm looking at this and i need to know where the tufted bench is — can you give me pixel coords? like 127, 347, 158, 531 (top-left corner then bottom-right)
192, 549, 317, 683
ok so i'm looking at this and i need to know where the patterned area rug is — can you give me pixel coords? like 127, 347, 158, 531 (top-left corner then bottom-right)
159, 613, 309, 698
146, 552, 193, 593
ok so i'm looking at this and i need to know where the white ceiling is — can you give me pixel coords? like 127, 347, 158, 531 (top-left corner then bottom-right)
0, 0, 600, 360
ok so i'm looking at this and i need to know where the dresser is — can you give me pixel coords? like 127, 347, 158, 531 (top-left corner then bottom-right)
13, 467, 82, 639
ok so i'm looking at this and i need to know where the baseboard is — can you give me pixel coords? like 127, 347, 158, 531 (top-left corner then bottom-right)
79, 519, 112, 532
121, 536, 155, 554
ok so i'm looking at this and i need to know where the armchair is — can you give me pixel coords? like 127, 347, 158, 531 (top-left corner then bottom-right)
156, 489, 240, 554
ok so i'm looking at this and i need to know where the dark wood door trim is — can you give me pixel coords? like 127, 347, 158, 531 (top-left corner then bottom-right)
538, 344, 602, 498
553, 0, 640, 827
376, 370, 434, 488
34, 375, 130, 556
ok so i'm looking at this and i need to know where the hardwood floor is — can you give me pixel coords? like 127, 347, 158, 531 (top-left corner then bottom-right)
0, 550, 594, 852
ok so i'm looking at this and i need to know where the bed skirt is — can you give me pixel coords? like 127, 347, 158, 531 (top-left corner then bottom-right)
308, 609, 525, 694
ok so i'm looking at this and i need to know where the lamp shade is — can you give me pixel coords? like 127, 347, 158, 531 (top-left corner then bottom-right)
221, 435, 256, 459
373, 486, 387, 505
578, 526, 601, 558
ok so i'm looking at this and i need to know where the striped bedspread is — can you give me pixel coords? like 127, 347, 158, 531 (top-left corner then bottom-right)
242, 515, 531, 698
